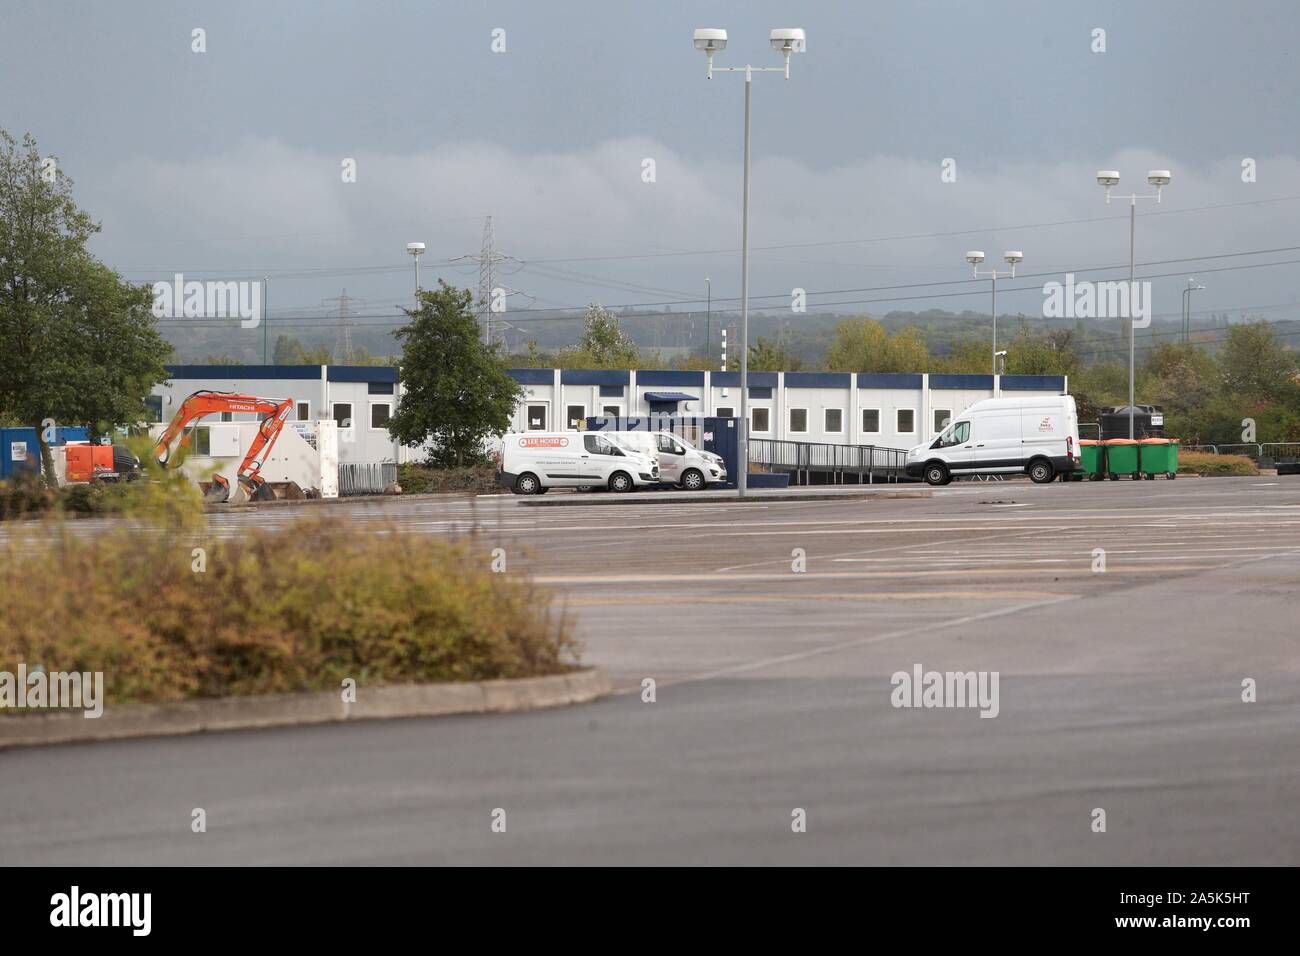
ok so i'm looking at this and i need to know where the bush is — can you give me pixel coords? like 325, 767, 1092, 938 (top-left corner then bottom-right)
1177, 452, 1258, 476
0, 476, 135, 520
0, 475, 55, 519
0, 513, 579, 706
398, 463, 499, 495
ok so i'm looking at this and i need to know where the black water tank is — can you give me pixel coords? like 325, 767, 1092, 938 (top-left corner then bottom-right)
1100, 405, 1164, 440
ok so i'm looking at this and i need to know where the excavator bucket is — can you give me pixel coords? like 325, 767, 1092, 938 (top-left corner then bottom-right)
204, 475, 231, 504
239, 476, 275, 502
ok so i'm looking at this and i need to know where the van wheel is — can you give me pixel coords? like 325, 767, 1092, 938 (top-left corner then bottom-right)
923, 463, 950, 486
680, 468, 705, 491
608, 471, 634, 493
514, 472, 541, 495
1029, 460, 1055, 484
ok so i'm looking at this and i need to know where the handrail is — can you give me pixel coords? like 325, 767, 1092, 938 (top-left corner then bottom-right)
749, 437, 910, 481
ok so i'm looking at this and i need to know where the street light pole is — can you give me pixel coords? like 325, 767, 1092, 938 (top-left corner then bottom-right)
739, 69, 752, 498
991, 271, 997, 373
965, 251, 1023, 377
262, 275, 270, 363
1182, 284, 1189, 344
1097, 169, 1170, 439
1183, 277, 1205, 344
406, 242, 425, 303
705, 276, 711, 363
695, 26, 805, 499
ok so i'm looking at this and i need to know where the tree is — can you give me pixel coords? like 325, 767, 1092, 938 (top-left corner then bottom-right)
747, 336, 803, 372
558, 304, 642, 369
936, 336, 992, 373
272, 335, 301, 364
1219, 321, 1296, 403
674, 353, 716, 371
824, 317, 931, 372
386, 281, 522, 467
0, 130, 170, 485
1003, 328, 1080, 377
1143, 342, 1221, 419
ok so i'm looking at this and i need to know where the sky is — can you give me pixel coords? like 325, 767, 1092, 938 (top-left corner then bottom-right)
2, 0, 1298, 353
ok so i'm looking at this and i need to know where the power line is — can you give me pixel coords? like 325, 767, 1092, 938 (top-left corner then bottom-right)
163, 242, 1300, 328
114, 193, 1300, 278
517, 194, 1300, 264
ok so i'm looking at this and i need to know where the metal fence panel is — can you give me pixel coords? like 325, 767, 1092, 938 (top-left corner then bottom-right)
338, 462, 397, 496
1261, 442, 1300, 461
748, 437, 909, 482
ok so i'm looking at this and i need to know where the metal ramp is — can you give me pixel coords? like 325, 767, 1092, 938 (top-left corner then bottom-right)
748, 438, 912, 485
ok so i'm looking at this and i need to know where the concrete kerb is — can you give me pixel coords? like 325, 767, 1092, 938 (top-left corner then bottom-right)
0, 667, 610, 750
516, 487, 931, 506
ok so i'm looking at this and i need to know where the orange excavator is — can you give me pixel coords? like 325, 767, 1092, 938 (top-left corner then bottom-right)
153, 390, 295, 502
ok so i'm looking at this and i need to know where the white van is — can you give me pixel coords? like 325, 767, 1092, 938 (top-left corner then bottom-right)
904, 396, 1081, 485
498, 432, 659, 494
607, 431, 728, 490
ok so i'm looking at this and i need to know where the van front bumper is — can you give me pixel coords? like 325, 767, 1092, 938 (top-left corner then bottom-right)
496, 469, 518, 488
904, 462, 924, 478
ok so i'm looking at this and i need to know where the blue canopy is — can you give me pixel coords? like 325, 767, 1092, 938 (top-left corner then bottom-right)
644, 392, 698, 402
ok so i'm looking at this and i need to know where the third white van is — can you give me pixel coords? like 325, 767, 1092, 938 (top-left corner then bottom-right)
904, 395, 1081, 485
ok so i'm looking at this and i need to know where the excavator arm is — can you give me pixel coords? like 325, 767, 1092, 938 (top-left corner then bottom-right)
154, 390, 296, 502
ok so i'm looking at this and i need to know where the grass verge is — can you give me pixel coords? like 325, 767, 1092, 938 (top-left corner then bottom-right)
1, 510, 578, 707
1176, 452, 1259, 476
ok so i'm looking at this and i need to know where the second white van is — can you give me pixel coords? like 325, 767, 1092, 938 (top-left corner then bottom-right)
498, 432, 660, 494
904, 395, 1081, 485
607, 431, 728, 490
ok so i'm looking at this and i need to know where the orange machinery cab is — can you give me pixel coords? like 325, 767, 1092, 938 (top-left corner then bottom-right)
64, 444, 118, 483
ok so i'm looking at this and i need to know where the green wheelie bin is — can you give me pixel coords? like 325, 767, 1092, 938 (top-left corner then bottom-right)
1138, 437, 1178, 480
1079, 439, 1105, 480
1103, 438, 1140, 480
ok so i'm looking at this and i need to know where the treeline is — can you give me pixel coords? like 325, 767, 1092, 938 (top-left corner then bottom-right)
506, 307, 1300, 445
185, 334, 396, 366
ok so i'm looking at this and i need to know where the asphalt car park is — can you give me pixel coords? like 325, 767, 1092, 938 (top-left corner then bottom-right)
2, 477, 1297, 865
